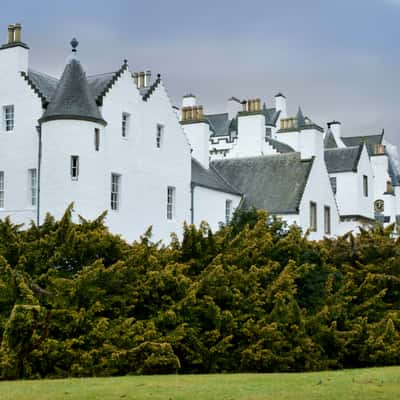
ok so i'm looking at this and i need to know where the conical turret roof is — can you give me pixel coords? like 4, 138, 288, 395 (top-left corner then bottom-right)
40, 40, 106, 126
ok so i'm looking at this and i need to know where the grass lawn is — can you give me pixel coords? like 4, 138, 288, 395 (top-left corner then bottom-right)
0, 366, 399, 400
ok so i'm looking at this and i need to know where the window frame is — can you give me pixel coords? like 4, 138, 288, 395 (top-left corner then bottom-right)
167, 186, 175, 220
225, 199, 233, 224
156, 124, 164, 148
122, 112, 130, 138
324, 205, 331, 235
111, 173, 121, 211
70, 155, 79, 180
310, 201, 317, 232
3, 105, 14, 132
0, 171, 4, 208
363, 175, 368, 197
330, 176, 337, 195
28, 168, 37, 207
94, 128, 100, 151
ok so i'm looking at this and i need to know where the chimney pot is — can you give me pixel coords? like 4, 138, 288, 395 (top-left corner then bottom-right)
133, 72, 139, 87
139, 72, 145, 88
8, 25, 14, 44
14, 23, 21, 42
145, 70, 151, 87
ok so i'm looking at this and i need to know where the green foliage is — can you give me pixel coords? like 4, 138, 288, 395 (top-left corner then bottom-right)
0, 208, 399, 379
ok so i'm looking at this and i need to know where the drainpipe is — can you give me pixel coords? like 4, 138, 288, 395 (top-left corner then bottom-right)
36, 124, 42, 226
190, 183, 195, 224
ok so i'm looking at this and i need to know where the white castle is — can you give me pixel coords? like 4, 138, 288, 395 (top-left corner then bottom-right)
0, 24, 399, 242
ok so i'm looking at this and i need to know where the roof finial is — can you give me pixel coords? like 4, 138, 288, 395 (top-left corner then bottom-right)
71, 38, 79, 53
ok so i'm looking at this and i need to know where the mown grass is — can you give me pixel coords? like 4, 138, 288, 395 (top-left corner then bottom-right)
0, 366, 399, 400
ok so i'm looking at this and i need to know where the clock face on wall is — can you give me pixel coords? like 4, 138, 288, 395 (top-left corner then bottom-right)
374, 199, 384, 213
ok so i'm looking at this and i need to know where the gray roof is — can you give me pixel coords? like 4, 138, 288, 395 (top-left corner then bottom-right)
212, 153, 314, 214
388, 157, 400, 186
324, 130, 338, 149
205, 107, 279, 139
27, 69, 58, 102
324, 146, 363, 173
87, 72, 116, 102
40, 57, 106, 126
262, 107, 280, 126
191, 158, 241, 195
265, 137, 294, 153
205, 113, 235, 137
23, 63, 129, 107
342, 133, 383, 156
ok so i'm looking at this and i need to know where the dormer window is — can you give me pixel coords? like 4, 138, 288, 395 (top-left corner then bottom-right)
156, 124, 164, 148
122, 112, 130, 138
3, 105, 14, 131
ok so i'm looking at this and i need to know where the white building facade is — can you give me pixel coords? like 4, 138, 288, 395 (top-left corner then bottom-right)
1, 24, 399, 242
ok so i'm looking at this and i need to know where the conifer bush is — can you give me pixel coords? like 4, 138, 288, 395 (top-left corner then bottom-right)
0, 207, 399, 379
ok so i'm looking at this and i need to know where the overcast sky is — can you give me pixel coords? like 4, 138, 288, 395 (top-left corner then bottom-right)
3, 0, 400, 144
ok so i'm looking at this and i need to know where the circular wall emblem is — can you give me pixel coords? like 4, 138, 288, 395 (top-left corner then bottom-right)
374, 199, 384, 213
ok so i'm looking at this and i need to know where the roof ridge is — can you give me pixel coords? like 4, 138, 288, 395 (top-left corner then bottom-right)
213, 152, 301, 163
28, 68, 59, 81
209, 163, 242, 195
87, 71, 117, 78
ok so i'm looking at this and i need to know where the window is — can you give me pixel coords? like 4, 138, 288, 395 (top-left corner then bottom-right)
3, 105, 14, 131
156, 124, 164, 148
363, 175, 368, 197
94, 128, 100, 151
111, 173, 121, 210
225, 199, 232, 224
122, 113, 130, 138
70, 156, 79, 180
0, 171, 4, 208
330, 177, 337, 194
324, 206, 331, 235
28, 169, 37, 206
167, 186, 175, 220
265, 127, 272, 139
310, 201, 317, 231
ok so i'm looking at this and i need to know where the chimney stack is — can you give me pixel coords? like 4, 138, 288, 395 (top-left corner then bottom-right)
227, 97, 241, 119
275, 93, 287, 118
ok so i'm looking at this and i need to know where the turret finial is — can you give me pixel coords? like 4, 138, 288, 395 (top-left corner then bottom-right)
71, 38, 79, 53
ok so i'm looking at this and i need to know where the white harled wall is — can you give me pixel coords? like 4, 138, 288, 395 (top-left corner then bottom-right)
192, 186, 242, 231
0, 45, 41, 225
297, 156, 340, 240
329, 147, 374, 221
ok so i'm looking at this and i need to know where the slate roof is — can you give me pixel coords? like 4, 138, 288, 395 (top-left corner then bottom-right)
87, 72, 117, 102
388, 157, 400, 186
324, 130, 338, 149
324, 146, 363, 173
205, 113, 235, 137
341, 133, 383, 156
40, 57, 106, 126
191, 158, 241, 195
262, 107, 281, 126
265, 137, 294, 153
205, 107, 279, 139
211, 153, 314, 214
27, 70, 58, 102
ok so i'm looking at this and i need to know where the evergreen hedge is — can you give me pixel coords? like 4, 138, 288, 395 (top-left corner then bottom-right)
0, 205, 399, 379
